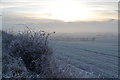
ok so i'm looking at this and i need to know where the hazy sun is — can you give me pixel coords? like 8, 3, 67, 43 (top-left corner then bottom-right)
48, 0, 90, 22
28, 0, 91, 22
7, 0, 117, 22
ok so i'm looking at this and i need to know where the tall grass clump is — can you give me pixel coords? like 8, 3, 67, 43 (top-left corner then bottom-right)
2, 29, 55, 78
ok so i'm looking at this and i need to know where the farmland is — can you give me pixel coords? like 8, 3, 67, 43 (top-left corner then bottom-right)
49, 34, 118, 78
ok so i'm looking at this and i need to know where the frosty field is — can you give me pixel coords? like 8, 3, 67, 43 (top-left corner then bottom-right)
49, 36, 118, 78
1, 31, 118, 78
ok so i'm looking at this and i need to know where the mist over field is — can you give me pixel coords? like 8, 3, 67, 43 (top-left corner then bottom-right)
2, 23, 118, 78
1, 13, 118, 78
2, 18, 118, 33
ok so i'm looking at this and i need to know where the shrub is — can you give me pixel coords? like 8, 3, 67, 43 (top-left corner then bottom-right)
2, 30, 55, 78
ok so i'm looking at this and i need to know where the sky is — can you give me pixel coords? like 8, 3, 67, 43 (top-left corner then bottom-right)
0, 0, 118, 33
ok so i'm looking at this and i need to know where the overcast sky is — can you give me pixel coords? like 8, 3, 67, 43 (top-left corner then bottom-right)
1, 0, 118, 33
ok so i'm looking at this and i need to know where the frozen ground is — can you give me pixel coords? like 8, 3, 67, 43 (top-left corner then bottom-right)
49, 35, 118, 78
1, 31, 118, 78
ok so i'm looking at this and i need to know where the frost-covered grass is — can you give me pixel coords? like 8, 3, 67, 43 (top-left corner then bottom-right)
2, 30, 55, 78
50, 40, 118, 78
2, 30, 100, 78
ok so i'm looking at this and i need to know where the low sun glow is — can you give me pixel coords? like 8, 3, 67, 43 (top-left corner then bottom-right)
25, 0, 92, 22
49, 0, 90, 22
10, 0, 117, 22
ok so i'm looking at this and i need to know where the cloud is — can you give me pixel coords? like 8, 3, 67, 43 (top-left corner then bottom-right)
1, 0, 118, 33
1, 1, 117, 22
2, 14, 118, 33
2, 13, 64, 24
1, 2, 44, 9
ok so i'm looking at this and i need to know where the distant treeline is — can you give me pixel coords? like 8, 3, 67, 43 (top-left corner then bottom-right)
50, 37, 96, 41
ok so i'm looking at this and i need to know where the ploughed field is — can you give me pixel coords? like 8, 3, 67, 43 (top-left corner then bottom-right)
50, 38, 118, 78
